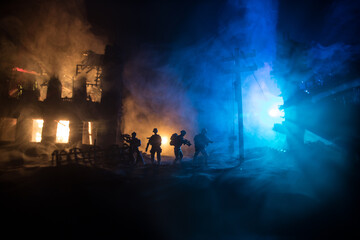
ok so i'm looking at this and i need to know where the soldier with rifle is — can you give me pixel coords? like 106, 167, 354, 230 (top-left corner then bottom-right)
124, 132, 145, 165
170, 130, 191, 165
193, 128, 213, 166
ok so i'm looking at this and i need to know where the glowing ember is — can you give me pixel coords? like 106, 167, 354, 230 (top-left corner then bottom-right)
12, 67, 40, 76
9, 88, 18, 97
56, 120, 70, 143
31, 119, 44, 142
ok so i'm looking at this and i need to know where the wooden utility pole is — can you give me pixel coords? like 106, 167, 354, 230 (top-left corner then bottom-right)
223, 48, 256, 163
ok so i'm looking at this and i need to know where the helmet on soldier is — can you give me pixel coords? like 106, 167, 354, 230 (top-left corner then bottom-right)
201, 128, 207, 134
132, 132, 136, 137
180, 130, 186, 135
153, 128, 158, 134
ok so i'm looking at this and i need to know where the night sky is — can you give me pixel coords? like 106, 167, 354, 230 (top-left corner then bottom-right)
1, 0, 359, 52
85, 0, 225, 47
83, 0, 360, 47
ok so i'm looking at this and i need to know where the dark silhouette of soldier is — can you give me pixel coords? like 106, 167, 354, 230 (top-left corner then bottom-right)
126, 132, 145, 165
193, 128, 213, 166
145, 128, 162, 165
171, 130, 191, 164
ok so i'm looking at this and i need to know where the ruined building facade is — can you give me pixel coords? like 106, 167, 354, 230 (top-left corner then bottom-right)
0, 45, 124, 151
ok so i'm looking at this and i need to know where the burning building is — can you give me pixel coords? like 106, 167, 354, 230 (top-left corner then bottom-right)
0, 45, 125, 157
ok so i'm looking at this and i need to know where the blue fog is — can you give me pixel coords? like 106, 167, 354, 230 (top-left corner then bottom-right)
124, 0, 287, 157
124, 0, 359, 158
121, 0, 360, 203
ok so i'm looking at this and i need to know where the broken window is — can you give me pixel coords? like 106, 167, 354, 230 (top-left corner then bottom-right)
82, 121, 97, 145
56, 120, 70, 143
31, 119, 44, 142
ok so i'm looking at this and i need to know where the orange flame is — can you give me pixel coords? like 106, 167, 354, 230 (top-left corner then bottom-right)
56, 120, 70, 143
12, 67, 40, 76
31, 119, 44, 142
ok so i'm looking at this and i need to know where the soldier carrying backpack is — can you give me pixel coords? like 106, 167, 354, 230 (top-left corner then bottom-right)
172, 130, 191, 165
170, 133, 178, 146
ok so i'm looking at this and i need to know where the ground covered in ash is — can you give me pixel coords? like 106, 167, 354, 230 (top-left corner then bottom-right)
1, 145, 360, 239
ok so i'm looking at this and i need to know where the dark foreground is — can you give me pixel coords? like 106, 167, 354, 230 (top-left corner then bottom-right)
1, 146, 360, 239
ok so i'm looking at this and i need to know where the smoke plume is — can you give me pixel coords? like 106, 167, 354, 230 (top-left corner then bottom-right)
0, 0, 106, 99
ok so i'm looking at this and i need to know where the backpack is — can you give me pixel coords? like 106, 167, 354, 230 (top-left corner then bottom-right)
150, 134, 162, 146
169, 133, 178, 146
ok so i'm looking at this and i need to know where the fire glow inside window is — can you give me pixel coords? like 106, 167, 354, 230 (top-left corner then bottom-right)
82, 121, 96, 145
31, 119, 44, 142
56, 120, 70, 143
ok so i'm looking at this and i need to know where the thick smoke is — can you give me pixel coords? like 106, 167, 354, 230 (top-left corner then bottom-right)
0, 0, 106, 165
121, 0, 357, 205
122, 49, 198, 156
121, 0, 282, 159
239, 0, 358, 203
0, 0, 106, 99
